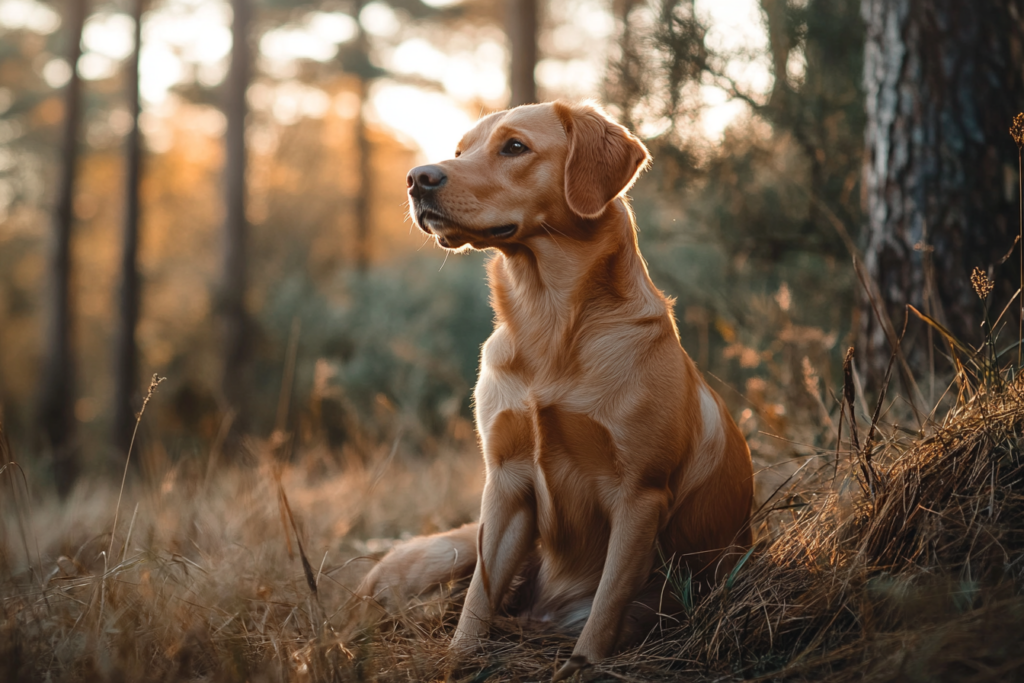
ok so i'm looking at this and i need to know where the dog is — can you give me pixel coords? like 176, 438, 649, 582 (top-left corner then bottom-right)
351, 101, 753, 681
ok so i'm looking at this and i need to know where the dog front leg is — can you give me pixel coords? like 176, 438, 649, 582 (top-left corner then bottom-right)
450, 462, 535, 654
552, 489, 666, 681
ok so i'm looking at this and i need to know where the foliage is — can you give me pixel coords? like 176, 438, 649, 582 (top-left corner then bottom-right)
601, 0, 866, 467
258, 254, 492, 444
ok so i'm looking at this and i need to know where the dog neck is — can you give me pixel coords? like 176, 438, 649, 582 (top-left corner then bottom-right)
486, 198, 672, 350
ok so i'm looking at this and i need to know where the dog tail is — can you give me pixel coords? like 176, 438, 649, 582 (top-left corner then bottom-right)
342, 523, 479, 636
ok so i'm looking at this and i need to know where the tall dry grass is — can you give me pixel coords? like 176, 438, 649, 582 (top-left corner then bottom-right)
0, 430, 483, 682
5, 366, 1023, 682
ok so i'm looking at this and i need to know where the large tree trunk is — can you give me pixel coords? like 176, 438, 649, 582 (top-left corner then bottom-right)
220, 0, 251, 424
38, 0, 86, 498
860, 0, 1024, 383
508, 0, 537, 107
113, 0, 145, 459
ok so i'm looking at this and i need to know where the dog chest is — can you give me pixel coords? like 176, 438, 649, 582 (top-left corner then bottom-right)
475, 323, 658, 443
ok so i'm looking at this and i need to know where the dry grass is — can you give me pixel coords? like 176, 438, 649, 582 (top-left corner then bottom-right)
0, 437, 483, 682
3, 375, 1024, 682
630, 376, 1024, 682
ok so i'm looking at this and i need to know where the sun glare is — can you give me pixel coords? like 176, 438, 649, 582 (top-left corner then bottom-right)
16, 0, 774, 158
83, 13, 136, 61
0, 0, 59, 34
370, 83, 475, 163
695, 0, 773, 139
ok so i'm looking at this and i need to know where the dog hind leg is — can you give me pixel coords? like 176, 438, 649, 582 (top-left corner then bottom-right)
344, 523, 479, 634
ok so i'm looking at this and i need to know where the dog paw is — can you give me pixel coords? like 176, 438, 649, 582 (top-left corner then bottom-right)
551, 654, 590, 682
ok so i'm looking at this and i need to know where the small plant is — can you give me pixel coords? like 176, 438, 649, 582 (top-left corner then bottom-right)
658, 548, 695, 617
107, 373, 165, 561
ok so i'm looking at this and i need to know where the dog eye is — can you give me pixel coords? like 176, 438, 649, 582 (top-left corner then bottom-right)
500, 139, 529, 156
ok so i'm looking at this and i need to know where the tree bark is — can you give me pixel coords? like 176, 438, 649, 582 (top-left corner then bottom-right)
220, 0, 251, 423
113, 0, 145, 458
860, 0, 1024, 382
508, 0, 537, 107
38, 0, 86, 498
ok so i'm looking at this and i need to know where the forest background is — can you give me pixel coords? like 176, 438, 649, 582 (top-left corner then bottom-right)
0, 0, 873, 491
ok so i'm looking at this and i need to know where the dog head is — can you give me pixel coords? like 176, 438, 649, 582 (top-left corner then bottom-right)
407, 101, 650, 251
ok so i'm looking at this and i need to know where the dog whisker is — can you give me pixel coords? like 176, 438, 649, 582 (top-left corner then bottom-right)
540, 222, 570, 258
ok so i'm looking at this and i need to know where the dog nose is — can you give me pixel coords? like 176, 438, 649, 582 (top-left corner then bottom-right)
407, 165, 447, 191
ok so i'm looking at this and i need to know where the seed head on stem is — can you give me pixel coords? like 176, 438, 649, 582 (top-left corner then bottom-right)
972, 267, 994, 300
1011, 114, 1024, 150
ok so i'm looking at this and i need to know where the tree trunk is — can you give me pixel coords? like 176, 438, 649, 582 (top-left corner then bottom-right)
760, 0, 792, 110
113, 0, 145, 459
220, 0, 251, 424
355, 83, 373, 272
353, 10, 373, 273
508, 0, 537, 107
38, 0, 86, 498
606, 0, 642, 130
860, 0, 1024, 383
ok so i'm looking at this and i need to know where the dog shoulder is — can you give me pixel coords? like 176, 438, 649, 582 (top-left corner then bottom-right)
480, 324, 516, 370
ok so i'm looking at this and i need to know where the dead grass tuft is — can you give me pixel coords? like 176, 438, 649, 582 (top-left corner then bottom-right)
629, 378, 1024, 682
0, 440, 482, 682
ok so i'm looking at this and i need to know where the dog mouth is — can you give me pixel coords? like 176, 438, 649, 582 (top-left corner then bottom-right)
486, 224, 517, 239
417, 209, 448, 235
415, 208, 518, 246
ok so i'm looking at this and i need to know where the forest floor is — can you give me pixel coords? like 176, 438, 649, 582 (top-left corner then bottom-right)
3, 373, 1024, 682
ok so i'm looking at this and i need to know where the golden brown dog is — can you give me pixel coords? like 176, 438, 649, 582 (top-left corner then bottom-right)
352, 100, 753, 680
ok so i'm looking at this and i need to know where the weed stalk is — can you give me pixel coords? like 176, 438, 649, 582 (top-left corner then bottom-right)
107, 374, 164, 561
1009, 113, 1024, 368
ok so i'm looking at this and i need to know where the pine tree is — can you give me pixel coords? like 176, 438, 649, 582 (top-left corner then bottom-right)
860, 0, 1024, 381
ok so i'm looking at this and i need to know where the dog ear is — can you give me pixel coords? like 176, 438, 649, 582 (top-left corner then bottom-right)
555, 101, 651, 219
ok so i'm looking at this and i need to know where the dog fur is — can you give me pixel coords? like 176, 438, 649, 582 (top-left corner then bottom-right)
350, 101, 753, 680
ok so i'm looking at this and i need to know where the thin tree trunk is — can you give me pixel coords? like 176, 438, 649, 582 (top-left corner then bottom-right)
220, 0, 251, 424
760, 0, 791, 110
860, 0, 1024, 381
113, 0, 145, 458
606, 0, 642, 131
353, 10, 372, 273
508, 0, 537, 107
355, 85, 372, 272
39, 0, 86, 498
